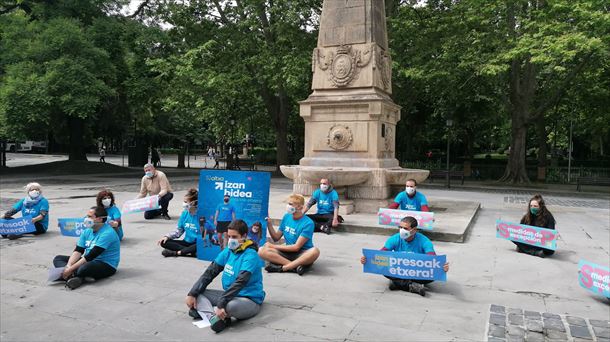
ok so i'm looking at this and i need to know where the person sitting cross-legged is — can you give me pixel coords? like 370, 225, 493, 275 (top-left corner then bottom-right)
157, 188, 201, 257
302, 178, 341, 235
258, 194, 320, 276
185, 220, 265, 333
360, 216, 449, 296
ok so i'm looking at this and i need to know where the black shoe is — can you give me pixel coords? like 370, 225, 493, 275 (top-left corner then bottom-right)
162, 249, 177, 257
66, 277, 83, 290
188, 308, 202, 320
210, 315, 227, 333
265, 263, 284, 273
408, 282, 426, 297
389, 282, 401, 291
321, 225, 331, 235
162, 213, 171, 220
516, 245, 525, 253
534, 250, 546, 258
296, 265, 308, 276
8, 234, 23, 240
1, 234, 7, 238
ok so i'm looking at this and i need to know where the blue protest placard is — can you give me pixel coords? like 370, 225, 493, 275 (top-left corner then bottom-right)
197, 170, 271, 261
0, 216, 36, 235
578, 260, 610, 298
362, 249, 447, 281
58, 218, 86, 237
495, 220, 558, 250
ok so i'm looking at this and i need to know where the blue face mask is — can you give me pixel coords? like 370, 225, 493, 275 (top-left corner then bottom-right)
83, 217, 94, 228
227, 238, 240, 250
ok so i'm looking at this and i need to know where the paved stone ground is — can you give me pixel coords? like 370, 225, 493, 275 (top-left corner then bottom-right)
487, 305, 610, 342
1, 172, 609, 341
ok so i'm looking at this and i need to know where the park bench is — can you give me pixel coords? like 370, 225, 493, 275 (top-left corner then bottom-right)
428, 170, 465, 185
576, 177, 610, 191
217, 157, 256, 170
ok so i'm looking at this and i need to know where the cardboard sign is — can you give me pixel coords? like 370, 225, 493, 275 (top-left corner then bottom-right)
578, 260, 610, 298
58, 218, 86, 237
122, 195, 160, 214
378, 208, 434, 230
496, 220, 557, 250
362, 249, 447, 281
0, 216, 36, 235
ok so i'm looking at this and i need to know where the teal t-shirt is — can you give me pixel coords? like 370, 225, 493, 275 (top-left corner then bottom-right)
214, 247, 265, 304
12, 197, 49, 231
279, 214, 314, 251
393, 191, 428, 211
384, 232, 435, 254
216, 203, 236, 222
106, 205, 123, 241
311, 189, 339, 215
177, 210, 200, 244
77, 224, 121, 269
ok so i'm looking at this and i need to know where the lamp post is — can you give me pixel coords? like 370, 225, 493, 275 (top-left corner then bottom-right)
446, 119, 453, 188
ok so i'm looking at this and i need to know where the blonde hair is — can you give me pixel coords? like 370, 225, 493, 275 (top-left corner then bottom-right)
25, 182, 42, 193
288, 194, 305, 206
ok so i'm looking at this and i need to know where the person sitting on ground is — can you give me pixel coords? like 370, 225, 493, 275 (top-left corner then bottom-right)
514, 194, 556, 258
53, 206, 120, 290
2, 182, 49, 240
248, 221, 263, 249
360, 216, 449, 296
303, 178, 341, 235
185, 219, 265, 333
258, 194, 320, 276
158, 188, 201, 257
97, 189, 123, 241
214, 194, 236, 248
137, 163, 174, 220
202, 215, 218, 247
389, 179, 430, 212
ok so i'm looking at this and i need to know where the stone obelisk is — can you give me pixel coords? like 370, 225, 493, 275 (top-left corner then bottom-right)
281, 0, 428, 214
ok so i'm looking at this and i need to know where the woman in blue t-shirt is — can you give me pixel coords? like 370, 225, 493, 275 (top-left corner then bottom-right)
96, 189, 123, 241
52, 206, 121, 290
2, 182, 49, 239
157, 188, 201, 257
186, 219, 265, 333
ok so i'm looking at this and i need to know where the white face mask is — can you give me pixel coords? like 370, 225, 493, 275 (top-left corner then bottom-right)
399, 228, 411, 240
227, 238, 240, 250
102, 198, 112, 207
83, 217, 95, 229
29, 190, 40, 199
182, 201, 190, 210
286, 205, 296, 214
320, 184, 329, 191
145, 171, 154, 178
405, 187, 416, 195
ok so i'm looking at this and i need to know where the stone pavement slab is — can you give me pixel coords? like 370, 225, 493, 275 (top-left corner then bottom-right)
1, 175, 608, 341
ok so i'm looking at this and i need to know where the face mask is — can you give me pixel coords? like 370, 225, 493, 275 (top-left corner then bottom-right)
405, 187, 415, 195
224, 198, 229, 203
182, 202, 190, 210
145, 171, 153, 178
252, 227, 260, 233
530, 207, 539, 215
83, 217, 94, 229
29, 190, 40, 199
102, 198, 112, 208
286, 205, 296, 214
399, 228, 411, 240
320, 184, 329, 191
227, 238, 240, 250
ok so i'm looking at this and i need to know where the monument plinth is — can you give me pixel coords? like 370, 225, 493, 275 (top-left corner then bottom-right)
280, 0, 429, 214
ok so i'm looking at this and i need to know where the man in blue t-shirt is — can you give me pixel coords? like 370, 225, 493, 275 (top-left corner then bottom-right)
258, 194, 320, 276
389, 179, 430, 212
186, 220, 265, 333
303, 178, 341, 235
215, 195, 236, 249
52, 206, 120, 290
360, 216, 449, 296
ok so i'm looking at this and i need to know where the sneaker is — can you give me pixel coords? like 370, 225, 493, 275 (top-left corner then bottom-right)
209, 315, 227, 333
388, 282, 401, 291
264, 263, 284, 273
83, 277, 96, 283
162, 249, 177, 257
321, 225, 331, 235
408, 282, 426, 297
296, 265, 309, 276
188, 308, 202, 320
8, 234, 23, 240
66, 277, 83, 290
161, 213, 171, 220
516, 246, 525, 253
534, 250, 546, 258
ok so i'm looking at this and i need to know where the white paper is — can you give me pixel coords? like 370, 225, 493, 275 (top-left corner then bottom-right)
47, 267, 64, 282
192, 313, 211, 329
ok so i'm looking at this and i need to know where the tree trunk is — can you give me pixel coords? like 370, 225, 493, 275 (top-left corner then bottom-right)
501, 120, 529, 183
177, 144, 186, 168
536, 118, 547, 182
68, 117, 87, 161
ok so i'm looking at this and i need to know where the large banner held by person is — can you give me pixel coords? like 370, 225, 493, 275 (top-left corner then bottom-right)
58, 218, 86, 237
362, 249, 447, 281
495, 220, 558, 250
0, 216, 36, 235
197, 170, 271, 261
578, 260, 610, 298
121, 195, 160, 214
377, 208, 434, 230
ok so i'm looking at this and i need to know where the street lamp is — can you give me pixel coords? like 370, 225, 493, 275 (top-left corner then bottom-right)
446, 119, 453, 188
